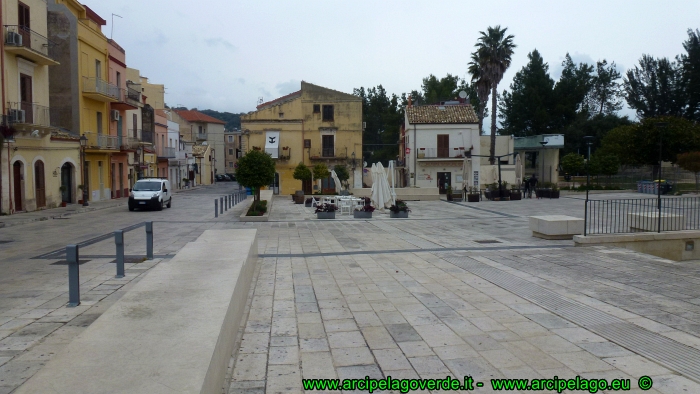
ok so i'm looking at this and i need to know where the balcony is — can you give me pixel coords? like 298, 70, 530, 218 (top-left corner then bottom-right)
309, 148, 347, 160
196, 133, 207, 141
84, 131, 118, 150
6, 102, 54, 129
159, 147, 176, 158
141, 130, 154, 144
4, 25, 59, 66
416, 147, 468, 161
120, 136, 140, 150
82, 77, 119, 102
111, 88, 140, 110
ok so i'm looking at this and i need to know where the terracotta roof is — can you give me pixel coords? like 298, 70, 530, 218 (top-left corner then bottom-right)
406, 105, 478, 124
51, 129, 80, 140
256, 90, 301, 110
192, 144, 208, 156
174, 110, 226, 125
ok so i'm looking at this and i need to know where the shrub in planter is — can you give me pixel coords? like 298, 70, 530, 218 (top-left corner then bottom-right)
510, 189, 522, 200
467, 189, 480, 202
353, 204, 375, 219
315, 203, 337, 219
246, 200, 268, 216
389, 200, 410, 218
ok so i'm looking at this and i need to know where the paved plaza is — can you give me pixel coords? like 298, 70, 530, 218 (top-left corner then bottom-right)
2, 188, 700, 393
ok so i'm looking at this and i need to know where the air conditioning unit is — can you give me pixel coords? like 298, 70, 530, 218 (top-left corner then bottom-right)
111, 110, 120, 121
9, 109, 25, 123
5, 32, 22, 46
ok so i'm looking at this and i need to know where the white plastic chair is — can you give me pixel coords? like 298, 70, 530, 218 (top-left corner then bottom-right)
339, 199, 352, 215
311, 196, 321, 208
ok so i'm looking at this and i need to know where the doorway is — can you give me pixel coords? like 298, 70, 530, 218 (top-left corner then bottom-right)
61, 163, 72, 203
13, 161, 23, 211
302, 179, 312, 194
98, 161, 104, 200
269, 173, 279, 195
119, 163, 124, 197
34, 160, 45, 208
20, 74, 33, 123
437, 172, 451, 194
111, 163, 115, 198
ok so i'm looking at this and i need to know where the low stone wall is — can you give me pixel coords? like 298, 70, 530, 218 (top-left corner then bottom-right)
16, 229, 259, 394
574, 230, 700, 261
350, 187, 440, 201
239, 190, 273, 222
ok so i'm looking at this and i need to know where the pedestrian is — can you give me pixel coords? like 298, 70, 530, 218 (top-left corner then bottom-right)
524, 178, 531, 198
530, 175, 539, 198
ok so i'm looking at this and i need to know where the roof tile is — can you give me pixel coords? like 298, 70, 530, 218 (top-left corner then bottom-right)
406, 105, 478, 124
174, 110, 226, 125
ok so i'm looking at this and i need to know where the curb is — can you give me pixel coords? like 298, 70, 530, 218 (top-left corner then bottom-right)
0, 201, 127, 229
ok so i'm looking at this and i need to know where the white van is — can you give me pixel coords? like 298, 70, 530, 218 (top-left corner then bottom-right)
129, 178, 172, 211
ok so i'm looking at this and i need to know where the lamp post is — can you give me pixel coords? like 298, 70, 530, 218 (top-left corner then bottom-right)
582, 136, 594, 235
79, 134, 88, 206
539, 141, 548, 183
655, 122, 668, 233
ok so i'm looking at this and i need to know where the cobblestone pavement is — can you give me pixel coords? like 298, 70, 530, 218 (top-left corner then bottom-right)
229, 193, 700, 393
0, 183, 247, 393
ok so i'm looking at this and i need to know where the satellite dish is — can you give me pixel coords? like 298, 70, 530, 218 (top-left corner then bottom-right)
458, 91, 467, 99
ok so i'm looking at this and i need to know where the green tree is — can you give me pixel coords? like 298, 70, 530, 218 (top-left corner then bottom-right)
474, 25, 516, 164
561, 113, 632, 156
468, 52, 491, 134
681, 29, 700, 121
292, 162, 312, 191
560, 152, 585, 175
499, 49, 554, 137
312, 163, 329, 181
589, 152, 620, 179
552, 54, 594, 129
587, 60, 624, 116
235, 150, 275, 202
623, 55, 686, 119
420, 74, 461, 104
333, 165, 349, 184
353, 85, 403, 166
677, 151, 700, 191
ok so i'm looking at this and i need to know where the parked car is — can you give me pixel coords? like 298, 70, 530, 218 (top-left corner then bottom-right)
226, 173, 236, 182
129, 178, 172, 211
216, 174, 231, 182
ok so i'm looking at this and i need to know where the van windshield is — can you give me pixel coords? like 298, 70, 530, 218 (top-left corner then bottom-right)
133, 182, 161, 191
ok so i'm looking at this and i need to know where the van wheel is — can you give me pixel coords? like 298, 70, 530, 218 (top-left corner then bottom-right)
129, 205, 134, 211
157, 200, 163, 211
167, 198, 172, 208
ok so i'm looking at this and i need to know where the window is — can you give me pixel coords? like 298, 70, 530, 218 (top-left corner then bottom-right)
322, 135, 334, 157
313, 104, 320, 113
304, 139, 311, 148
116, 71, 121, 88
18, 2, 30, 29
279, 112, 284, 119
228, 135, 233, 142
228, 149, 233, 155
322, 105, 334, 121
95, 60, 101, 79
96, 112, 103, 134
437, 134, 449, 158
229, 162, 233, 168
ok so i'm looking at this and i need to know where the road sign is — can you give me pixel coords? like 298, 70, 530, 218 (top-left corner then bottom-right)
405, 148, 410, 155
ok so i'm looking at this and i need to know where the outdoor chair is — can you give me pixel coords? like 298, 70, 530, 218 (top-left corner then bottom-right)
311, 196, 321, 207
339, 199, 352, 215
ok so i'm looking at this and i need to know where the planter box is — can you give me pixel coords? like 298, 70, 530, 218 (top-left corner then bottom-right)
451, 193, 463, 202
390, 211, 409, 218
551, 191, 560, 199
317, 212, 336, 219
510, 191, 522, 200
353, 211, 373, 219
467, 194, 480, 202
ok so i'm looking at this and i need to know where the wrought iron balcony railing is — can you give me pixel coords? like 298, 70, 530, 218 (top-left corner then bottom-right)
84, 131, 118, 149
4, 25, 59, 62
160, 147, 176, 158
6, 102, 52, 127
417, 147, 467, 159
82, 77, 120, 99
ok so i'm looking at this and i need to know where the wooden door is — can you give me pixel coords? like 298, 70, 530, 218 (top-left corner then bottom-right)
61, 163, 72, 203
437, 135, 449, 158
18, 2, 30, 47
35, 161, 46, 208
20, 74, 32, 124
322, 135, 334, 157
13, 162, 22, 211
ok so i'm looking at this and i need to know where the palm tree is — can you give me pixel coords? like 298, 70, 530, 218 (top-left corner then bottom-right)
474, 25, 516, 164
468, 52, 491, 135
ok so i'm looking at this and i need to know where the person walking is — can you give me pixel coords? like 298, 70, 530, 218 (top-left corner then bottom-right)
530, 174, 539, 198
524, 177, 531, 198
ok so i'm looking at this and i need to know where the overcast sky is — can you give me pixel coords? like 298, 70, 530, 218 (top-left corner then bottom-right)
88, 0, 699, 122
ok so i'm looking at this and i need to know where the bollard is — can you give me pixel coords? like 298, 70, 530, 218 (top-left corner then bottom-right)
115, 230, 125, 278
146, 221, 153, 260
229, 194, 232, 208
220, 197, 224, 214
215, 199, 218, 218
224, 196, 228, 211
67, 245, 80, 307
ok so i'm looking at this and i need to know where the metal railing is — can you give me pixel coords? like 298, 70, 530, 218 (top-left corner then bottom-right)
82, 77, 120, 99
126, 87, 140, 102
584, 197, 700, 235
417, 148, 466, 159
196, 133, 207, 141
160, 147, 176, 158
4, 25, 58, 61
6, 102, 52, 127
309, 149, 347, 159
141, 130, 154, 144
84, 131, 118, 149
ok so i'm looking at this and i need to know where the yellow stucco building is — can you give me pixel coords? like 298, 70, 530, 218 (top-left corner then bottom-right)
240, 81, 363, 196
1, 0, 82, 213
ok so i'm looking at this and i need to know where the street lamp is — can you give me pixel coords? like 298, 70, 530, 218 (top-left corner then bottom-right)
539, 140, 548, 182
582, 136, 594, 235
655, 122, 668, 233
79, 134, 88, 206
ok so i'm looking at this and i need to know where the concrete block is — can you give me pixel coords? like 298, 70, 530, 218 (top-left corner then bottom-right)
628, 212, 685, 232
530, 215, 584, 240
15, 229, 259, 394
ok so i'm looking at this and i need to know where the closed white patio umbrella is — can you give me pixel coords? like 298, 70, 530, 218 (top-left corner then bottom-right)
331, 170, 342, 193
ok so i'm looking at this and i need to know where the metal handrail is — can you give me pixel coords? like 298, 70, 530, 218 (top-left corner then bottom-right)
4, 25, 58, 60
584, 197, 700, 235
6, 102, 52, 127
82, 77, 120, 98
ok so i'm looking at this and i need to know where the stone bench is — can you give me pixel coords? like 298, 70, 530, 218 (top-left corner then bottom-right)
16, 229, 258, 394
628, 212, 686, 232
530, 215, 584, 240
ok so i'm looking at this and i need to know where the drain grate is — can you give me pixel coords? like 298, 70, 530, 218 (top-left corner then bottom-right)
474, 240, 501, 244
444, 256, 700, 383
50, 259, 91, 265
